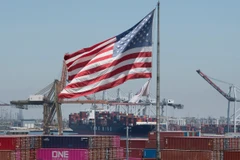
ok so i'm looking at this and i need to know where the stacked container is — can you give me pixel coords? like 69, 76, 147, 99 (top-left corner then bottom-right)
0, 135, 42, 160
162, 136, 240, 160
120, 131, 201, 159
38, 135, 124, 160
120, 139, 147, 159
145, 131, 201, 149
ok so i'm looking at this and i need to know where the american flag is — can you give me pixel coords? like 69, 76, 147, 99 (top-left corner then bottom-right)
59, 10, 155, 99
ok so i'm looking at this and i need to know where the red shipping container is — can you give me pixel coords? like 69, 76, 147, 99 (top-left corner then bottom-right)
124, 148, 143, 158
0, 151, 19, 160
121, 139, 147, 149
161, 149, 214, 160
148, 131, 184, 141
224, 138, 240, 150
145, 140, 157, 149
0, 137, 20, 150
145, 140, 165, 149
164, 137, 225, 151
37, 148, 89, 160
224, 150, 240, 160
0, 135, 42, 150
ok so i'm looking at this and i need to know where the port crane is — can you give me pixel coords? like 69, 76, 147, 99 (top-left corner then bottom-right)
196, 69, 240, 133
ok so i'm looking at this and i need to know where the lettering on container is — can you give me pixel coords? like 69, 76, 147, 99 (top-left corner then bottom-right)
52, 151, 69, 159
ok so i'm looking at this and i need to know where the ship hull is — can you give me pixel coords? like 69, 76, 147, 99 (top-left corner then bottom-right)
69, 124, 155, 137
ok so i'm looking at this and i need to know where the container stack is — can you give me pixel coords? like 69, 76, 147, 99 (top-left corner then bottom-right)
37, 135, 124, 160
120, 131, 200, 160
0, 135, 42, 160
143, 131, 200, 160
120, 139, 147, 159
146, 131, 200, 149
161, 136, 240, 160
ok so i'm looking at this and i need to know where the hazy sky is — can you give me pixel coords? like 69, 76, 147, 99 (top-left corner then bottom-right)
0, 0, 239, 119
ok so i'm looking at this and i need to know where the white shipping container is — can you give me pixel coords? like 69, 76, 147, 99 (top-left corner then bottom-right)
29, 95, 44, 101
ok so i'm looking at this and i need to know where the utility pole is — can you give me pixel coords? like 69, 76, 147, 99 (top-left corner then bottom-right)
125, 91, 132, 160
126, 106, 129, 160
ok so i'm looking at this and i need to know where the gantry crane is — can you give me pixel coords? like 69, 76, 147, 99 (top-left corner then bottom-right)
196, 69, 240, 133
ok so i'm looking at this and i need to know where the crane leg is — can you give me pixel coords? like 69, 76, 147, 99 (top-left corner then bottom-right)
54, 80, 63, 135
43, 104, 50, 135
56, 102, 63, 135
227, 101, 230, 133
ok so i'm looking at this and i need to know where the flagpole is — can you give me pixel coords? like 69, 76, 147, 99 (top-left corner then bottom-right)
156, 1, 161, 160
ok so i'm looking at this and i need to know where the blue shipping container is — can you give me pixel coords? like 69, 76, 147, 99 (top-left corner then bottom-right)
143, 149, 156, 158
41, 136, 90, 149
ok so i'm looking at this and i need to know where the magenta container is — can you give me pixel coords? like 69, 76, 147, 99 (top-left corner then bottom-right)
113, 136, 121, 147
116, 147, 124, 158
37, 148, 89, 160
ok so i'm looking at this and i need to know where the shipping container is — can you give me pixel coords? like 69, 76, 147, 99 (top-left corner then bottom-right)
164, 137, 226, 151
223, 138, 240, 150
0, 151, 19, 160
0, 137, 19, 150
124, 158, 142, 160
224, 150, 240, 160
37, 148, 89, 160
161, 149, 214, 160
37, 147, 124, 160
41, 135, 120, 149
124, 148, 143, 158
148, 131, 200, 140
120, 139, 148, 149
0, 135, 41, 150
144, 140, 166, 149
143, 149, 156, 158
0, 150, 37, 160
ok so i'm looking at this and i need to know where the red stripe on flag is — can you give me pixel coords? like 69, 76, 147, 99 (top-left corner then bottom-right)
68, 46, 114, 73
64, 37, 114, 60
66, 62, 152, 89
68, 51, 151, 81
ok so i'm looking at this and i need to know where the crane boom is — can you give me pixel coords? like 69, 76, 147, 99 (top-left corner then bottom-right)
196, 70, 235, 101
0, 104, 11, 106
0, 101, 11, 106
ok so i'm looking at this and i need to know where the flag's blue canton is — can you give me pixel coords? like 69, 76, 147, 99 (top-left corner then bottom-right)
113, 10, 155, 57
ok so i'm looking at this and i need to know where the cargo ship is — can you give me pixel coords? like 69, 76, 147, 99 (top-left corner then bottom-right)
69, 109, 159, 137
69, 109, 200, 137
